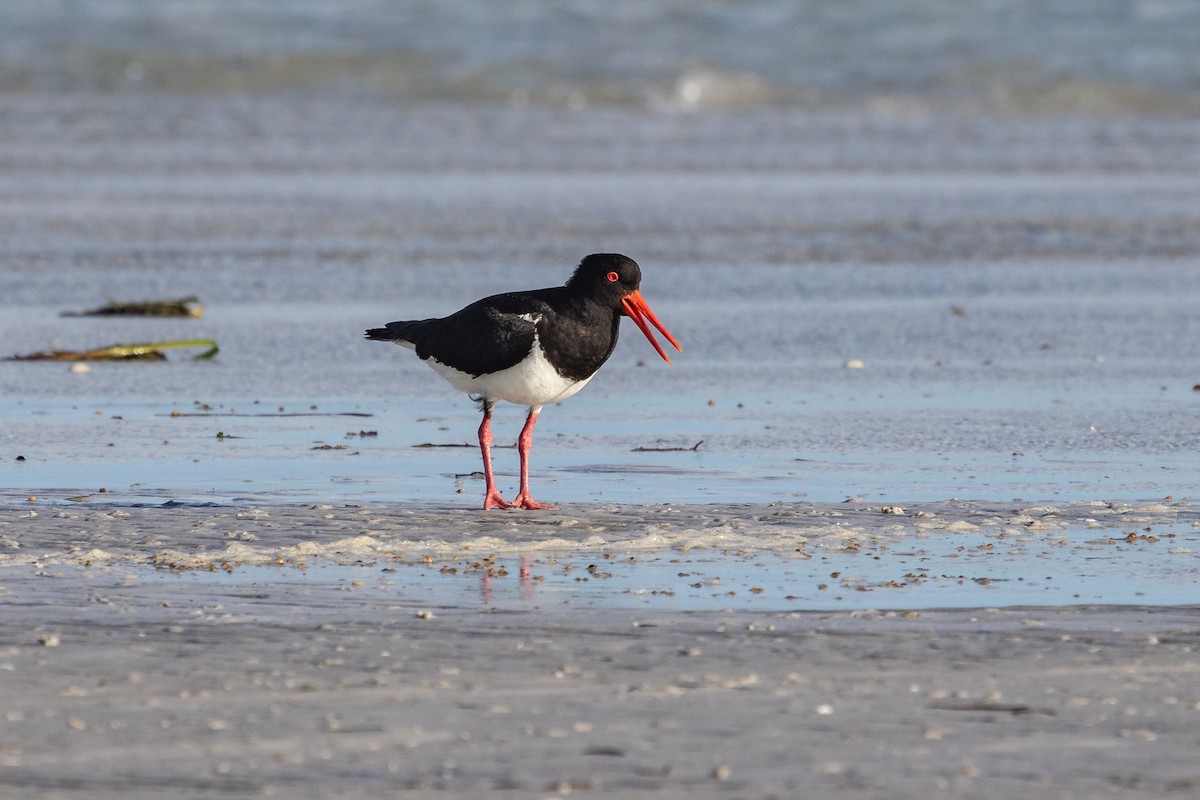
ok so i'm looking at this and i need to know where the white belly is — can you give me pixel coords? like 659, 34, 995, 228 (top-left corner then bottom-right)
422, 339, 592, 408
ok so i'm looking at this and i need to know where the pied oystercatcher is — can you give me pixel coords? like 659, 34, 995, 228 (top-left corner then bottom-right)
366, 253, 681, 509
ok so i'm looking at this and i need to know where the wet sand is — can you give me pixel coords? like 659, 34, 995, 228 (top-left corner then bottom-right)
3, 501, 1200, 797
19, 594, 1200, 800
3, 568, 1199, 798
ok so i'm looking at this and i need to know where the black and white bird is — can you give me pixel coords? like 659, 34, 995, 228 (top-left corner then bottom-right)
366, 253, 681, 509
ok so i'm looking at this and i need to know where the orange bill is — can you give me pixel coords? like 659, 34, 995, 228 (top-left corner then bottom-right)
621, 290, 682, 364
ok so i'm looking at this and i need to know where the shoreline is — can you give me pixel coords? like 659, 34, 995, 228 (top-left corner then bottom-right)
4, 496, 1195, 560
3, 498, 1196, 613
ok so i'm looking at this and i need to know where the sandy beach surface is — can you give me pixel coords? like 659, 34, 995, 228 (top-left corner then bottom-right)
4, 582, 1198, 799
3, 501, 1199, 798
4, 3, 1200, 797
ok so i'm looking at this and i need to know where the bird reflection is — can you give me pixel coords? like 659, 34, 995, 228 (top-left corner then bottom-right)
480, 555, 535, 603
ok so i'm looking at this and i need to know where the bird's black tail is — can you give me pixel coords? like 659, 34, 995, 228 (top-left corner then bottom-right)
365, 326, 399, 342
365, 319, 429, 344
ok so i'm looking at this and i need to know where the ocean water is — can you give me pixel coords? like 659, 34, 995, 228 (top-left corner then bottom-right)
4, 0, 1200, 113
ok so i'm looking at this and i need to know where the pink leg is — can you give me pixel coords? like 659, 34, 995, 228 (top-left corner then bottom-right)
511, 406, 555, 510
478, 402, 511, 510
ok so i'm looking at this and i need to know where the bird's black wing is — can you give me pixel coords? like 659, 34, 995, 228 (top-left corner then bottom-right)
366, 289, 560, 377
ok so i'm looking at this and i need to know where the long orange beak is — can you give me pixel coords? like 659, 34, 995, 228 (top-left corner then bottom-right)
621, 290, 682, 364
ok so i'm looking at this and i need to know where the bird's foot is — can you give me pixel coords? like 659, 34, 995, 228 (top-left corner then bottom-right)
511, 492, 556, 510
482, 489, 513, 510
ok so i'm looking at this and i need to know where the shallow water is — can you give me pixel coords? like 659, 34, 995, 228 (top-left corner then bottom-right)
5, 255, 1200, 507
151, 522, 1200, 612
4, 499, 1198, 612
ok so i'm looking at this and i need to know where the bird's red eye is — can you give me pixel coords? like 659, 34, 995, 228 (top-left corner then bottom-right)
607, 271, 619, 283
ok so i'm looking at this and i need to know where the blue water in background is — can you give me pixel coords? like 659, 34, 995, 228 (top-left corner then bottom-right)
3, 1, 1199, 112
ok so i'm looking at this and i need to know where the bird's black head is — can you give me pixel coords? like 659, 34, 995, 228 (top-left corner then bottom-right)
566, 252, 681, 364
567, 253, 642, 306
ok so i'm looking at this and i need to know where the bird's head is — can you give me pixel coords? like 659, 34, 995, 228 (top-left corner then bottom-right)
569, 253, 682, 364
